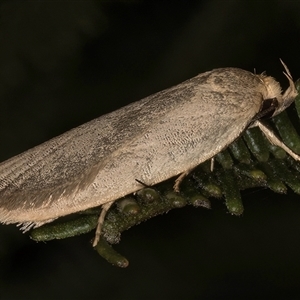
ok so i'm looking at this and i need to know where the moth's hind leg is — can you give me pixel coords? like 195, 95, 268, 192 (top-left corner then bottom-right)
173, 168, 194, 192
174, 159, 215, 192
93, 201, 114, 247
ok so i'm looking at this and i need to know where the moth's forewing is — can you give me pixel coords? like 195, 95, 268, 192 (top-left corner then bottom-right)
0, 68, 268, 227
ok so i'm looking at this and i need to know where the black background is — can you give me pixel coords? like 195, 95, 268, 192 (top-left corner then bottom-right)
1, 1, 300, 299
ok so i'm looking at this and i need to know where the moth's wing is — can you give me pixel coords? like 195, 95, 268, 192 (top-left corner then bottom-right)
0, 68, 265, 227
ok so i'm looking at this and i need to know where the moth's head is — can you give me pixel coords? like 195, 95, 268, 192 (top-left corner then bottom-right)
259, 75, 282, 100
259, 60, 298, 118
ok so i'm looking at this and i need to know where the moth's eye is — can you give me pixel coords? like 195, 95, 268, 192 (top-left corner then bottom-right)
257, 98, 279, 120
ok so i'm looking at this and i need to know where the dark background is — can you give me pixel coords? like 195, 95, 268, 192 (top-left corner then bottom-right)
1, 1, 300, 299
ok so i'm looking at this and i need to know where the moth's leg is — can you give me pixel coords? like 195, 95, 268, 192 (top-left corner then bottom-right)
173, 168, 193, 192
135, 179, 150, 187
254, 120, 300, 161
210, 157, 215, 172
93, 201, 114, 247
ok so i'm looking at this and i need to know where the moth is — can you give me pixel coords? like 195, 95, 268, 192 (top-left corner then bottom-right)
0, 60, 299, 246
